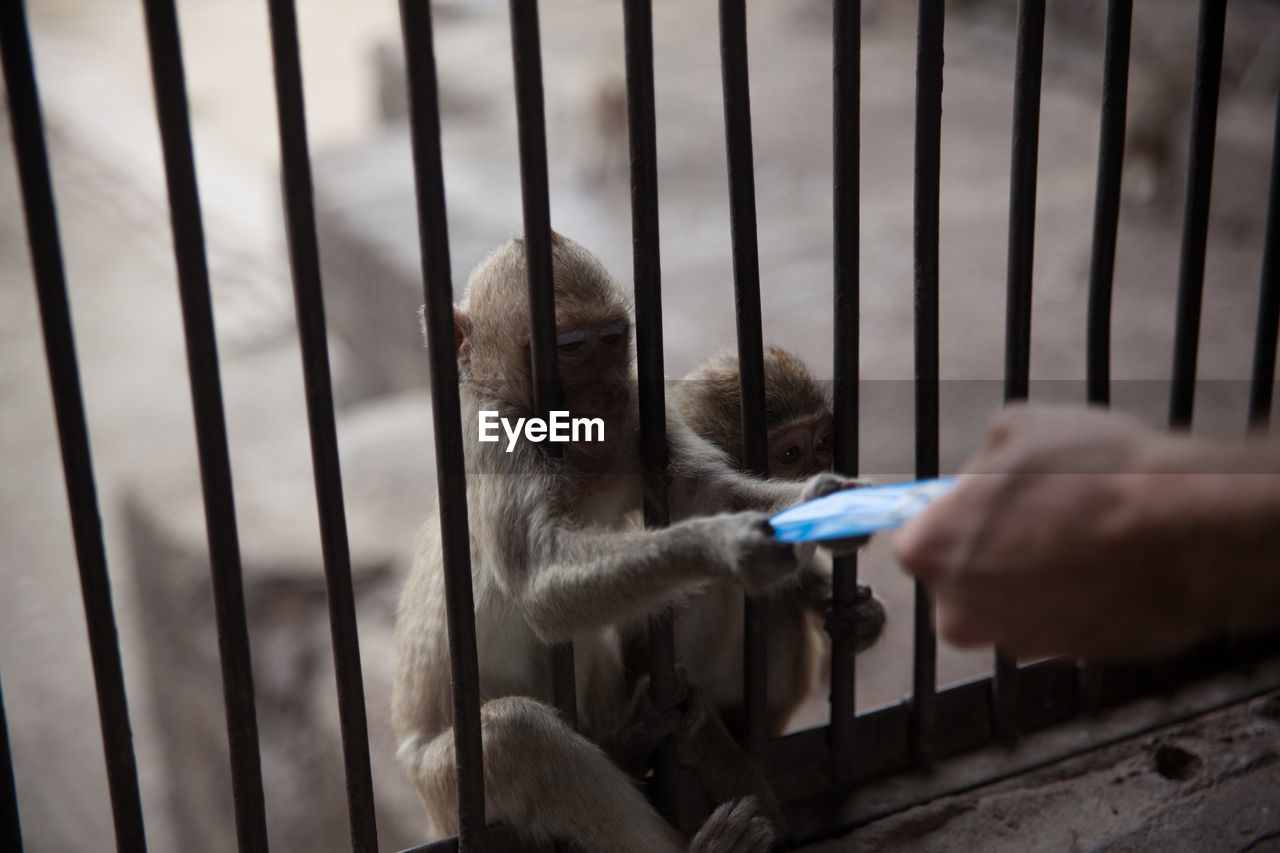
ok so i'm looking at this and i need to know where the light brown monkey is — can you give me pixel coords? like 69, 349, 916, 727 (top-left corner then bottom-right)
671, 348, 885, 736
392, 233, 853, 852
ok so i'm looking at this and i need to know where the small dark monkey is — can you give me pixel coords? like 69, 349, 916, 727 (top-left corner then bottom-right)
672, 348, 886, 736
676, 347, 834, 479
393, 233, 855, 852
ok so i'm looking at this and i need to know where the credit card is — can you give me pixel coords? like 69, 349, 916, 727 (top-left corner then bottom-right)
769, 477, 957, 543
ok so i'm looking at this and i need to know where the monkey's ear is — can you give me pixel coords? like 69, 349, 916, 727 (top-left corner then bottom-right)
454, 308, 473, 369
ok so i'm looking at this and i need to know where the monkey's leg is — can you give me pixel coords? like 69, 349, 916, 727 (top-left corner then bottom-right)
400, 696, 685, 853
675, 686, 788, 836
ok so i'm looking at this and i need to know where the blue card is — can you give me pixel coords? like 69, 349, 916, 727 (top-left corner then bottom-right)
769, 477, 958, 543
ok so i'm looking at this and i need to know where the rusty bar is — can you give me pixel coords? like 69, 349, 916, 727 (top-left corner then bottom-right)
621, 0, 680, 821
398, 0, 487, 846
1086, 0, 1132, 408
1169, 0, 1227, 429
0, 4, 148, 850
138, 0, 269, 847
263, 0, 378, 848
1249, 90, 1280, 429
997, 0, 1046, 748
718, 0, 771, 765
910, 0, 944, 763
830, 0, 863, 783
507, 0, 578, 728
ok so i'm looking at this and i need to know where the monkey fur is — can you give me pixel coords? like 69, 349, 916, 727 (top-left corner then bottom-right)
392, 233, 857, 852
671, 348, 886, 738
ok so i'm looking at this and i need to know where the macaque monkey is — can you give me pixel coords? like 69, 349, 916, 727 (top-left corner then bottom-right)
392, 233, 855, 852
672, 348, 886, 736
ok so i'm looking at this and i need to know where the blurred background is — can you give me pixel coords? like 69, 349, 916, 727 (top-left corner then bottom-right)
2, 0, 1278, 850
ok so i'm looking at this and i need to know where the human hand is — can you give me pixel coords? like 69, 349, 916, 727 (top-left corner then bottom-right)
892, 403, 1235, 661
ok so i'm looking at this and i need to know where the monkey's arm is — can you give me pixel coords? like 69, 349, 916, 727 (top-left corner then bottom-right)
514, 511, 798, 643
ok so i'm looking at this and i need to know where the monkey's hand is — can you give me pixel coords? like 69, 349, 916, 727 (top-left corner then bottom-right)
819, 583, 888, 653
800, 471, 870, 503
603, 674, 686, 776
799, 472, 872, 556
721, 512, 802, 595
688, 796, 777, 853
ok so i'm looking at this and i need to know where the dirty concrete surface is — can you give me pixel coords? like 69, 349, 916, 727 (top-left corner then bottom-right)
2, 0, 1278, 850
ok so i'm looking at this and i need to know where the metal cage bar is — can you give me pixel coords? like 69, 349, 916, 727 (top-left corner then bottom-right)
138, 0, 270, 847
1169, 0, 1227, 429
910, 0, 945, 763
997, 0, 1047, 748
398, 0, 488, 847
1249, 90, 1280, 430
263, 0, 378, 849
717, 0, 772, 766
0, 5, 149, 850
830, 0, 863, 782
622, 0, 682, 824
507, 0, 579, 729
0, 679, 19, 853
1081, 0, 1134, 715
1086, 0, 1133, 408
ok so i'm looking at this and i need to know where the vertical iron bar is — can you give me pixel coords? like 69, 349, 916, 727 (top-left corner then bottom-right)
1082, 0, 1133, 717
718, 0, 771, 765
997, 0, 1046, 748
1248, 91, 1280, 430
0, 679, 20, 853
263, 1, 378, 849
0, 5, 148, 850
1169, 0, 1227, 429
398, 0, 487, 846
507, 0, 578, 729
1086, 0, 1132, 409
622, 0, 680, 823
830, 0, 862, 784
138, 0, 269, 848
911, 0, 944, 764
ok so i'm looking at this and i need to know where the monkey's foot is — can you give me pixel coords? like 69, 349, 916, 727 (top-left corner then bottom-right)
688, 796, 776, 853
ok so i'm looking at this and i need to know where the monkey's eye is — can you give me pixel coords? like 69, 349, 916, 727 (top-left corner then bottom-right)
775, 444, 801, 465
598, 322, 627, 347
814, 430, 833, 452
557, 330, 588, 354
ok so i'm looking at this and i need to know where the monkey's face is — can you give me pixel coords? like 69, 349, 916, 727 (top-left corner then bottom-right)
767, 413, 834, 479
554, 316, 637, 442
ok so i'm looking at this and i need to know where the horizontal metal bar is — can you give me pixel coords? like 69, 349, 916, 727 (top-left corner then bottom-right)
398, 0, 487, 846
771, 636, 1280, 810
